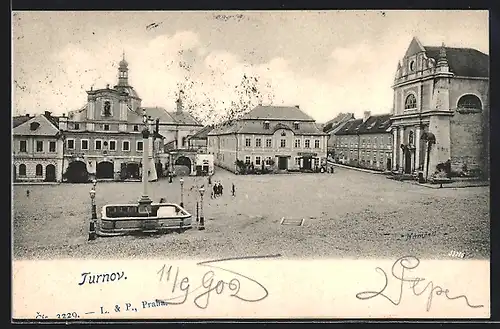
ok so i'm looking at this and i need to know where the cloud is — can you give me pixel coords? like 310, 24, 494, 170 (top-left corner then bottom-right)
14, 31, 398, 123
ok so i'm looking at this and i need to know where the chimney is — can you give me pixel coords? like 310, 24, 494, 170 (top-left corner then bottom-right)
44, 111, 51, 118
363, 111, 371, 122
176, 97, 183, 113
25, 113, 30, 117
295, 105, 300, 109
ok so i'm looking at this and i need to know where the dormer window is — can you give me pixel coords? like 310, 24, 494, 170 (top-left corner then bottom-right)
263, 121, 270, 130
30, 122, 40, 131
409, 60, 415, 71
404, 94, 417, 110
293, 122, 299, 130
74, 123, 80, 130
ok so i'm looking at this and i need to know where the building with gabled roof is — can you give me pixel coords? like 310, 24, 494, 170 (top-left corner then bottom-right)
13, 111, 64, 182
323, 112, 355, 157
334, 111, 393, 171
207, 105, 328, 173
391, 37, 489, 180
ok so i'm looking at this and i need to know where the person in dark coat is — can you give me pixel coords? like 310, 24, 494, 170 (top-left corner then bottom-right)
231, 183, 235, 197
213, 183, 218, 198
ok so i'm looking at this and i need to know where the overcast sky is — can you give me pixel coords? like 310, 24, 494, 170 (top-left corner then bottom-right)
12, 10, 488, 123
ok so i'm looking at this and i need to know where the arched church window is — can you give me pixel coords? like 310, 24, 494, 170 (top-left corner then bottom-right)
404, 94, 417, 110
457, 94, 482, 111
409, 131, 414, 145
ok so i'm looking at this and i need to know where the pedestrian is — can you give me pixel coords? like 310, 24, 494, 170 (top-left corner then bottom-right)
26, 190, 30, 197
213, 183, 218, 198
231, 183, 235, 197
208, 175, 212, 185
220, 182, 224, 196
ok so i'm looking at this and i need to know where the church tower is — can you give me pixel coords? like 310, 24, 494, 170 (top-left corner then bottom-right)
117, 52, 129, 86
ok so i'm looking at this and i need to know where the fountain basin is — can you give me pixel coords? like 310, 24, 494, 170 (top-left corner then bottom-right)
98, 203, 192, 236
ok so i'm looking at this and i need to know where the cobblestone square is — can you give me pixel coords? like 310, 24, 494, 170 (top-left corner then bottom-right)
13, 167, 490, 260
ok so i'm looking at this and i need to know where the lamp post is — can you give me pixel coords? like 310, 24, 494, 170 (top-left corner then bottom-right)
138, 109, 153, 214
198, 186, 205, 230
179, 177, 184, 208
88, 180, 97, 241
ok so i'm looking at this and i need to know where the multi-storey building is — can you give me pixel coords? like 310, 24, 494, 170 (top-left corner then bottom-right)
187, 125, 214, 154
334, 111, 393, 171
60, 55, 201, 181
207, 105, 328, 173
391, 37, 489, 179
13, 112, 64, 182
323, 112, 355, 158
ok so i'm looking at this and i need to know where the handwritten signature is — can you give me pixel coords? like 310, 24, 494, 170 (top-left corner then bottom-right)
155, 254, 280, 309
355, 256, 484, 312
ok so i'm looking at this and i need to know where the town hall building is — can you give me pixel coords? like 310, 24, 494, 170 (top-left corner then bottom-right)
391, 37, 489, 180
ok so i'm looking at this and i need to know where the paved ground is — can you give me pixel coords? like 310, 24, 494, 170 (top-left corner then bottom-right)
12, 167, 490, 260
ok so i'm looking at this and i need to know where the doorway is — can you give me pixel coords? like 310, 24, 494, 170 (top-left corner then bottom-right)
96, 161, 114, 179
278, 156, 288, 170
386, 158, 392, 171
404, 148, 412, 174
302, 156, 312, 170
45, 164, 56, 182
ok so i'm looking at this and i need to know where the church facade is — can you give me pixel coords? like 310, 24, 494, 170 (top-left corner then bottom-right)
59, 55, 202, 182
391, 37, 489, 180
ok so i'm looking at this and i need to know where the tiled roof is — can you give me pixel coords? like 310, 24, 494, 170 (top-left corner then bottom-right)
424, 46, 489, 78
335, 114, 392, 135
13, 115, 32, 128
208, 120, 326, 136
323, 113, 355, 133
189, 125, 214, 140
13, 114, 60, 137
240, 105, 315, 121
142, 107, 176, 124
168, 111, 202, 125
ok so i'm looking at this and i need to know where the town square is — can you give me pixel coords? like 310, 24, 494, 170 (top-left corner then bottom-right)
12, 11, 489, 261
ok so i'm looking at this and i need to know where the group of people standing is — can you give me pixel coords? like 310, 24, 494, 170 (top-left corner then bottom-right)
208, 175, 235, 198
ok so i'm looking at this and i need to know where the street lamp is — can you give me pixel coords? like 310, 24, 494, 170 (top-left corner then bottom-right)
179, 177, 184, 208
198, 186, 205, 230
138, 109, 153, 214
88, 186, 97, 241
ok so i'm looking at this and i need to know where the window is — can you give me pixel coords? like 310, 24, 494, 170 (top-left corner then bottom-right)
81, 139, 89, 150
245, 138, 251, 147
137, 141, 144, 151
265, 157, 272, 165
314, 158, 319, 168
255, 156, 261, 165
122, 141, 130, 151
409, 60, 415, 71
182, 137, 187, 147
294, 122, 299, 130
67, 139, 75, 150
404, 94, 417, 109
133, 125, 139, 131
19, 140, 27, 152
295, 157, 300, 166
49, 141, 56, 152
19, 164, 26, 176
457, 94, 482, 110
109, 140, 116, 151
74, 123, 80, 130
314, 140, 320, 149
295, 139, 301, 148
30, 122, 40, 131
36, 164, 43, 176
305, 139, 310, 148
280, 139, 286, 148
36, 141, 43, 152
104, 124, 110, 131
245, 156, 251, 165
256, 138, 262, 147
264, 121, 270, 130
95, 140, 102, 150
266, 139, 272, 148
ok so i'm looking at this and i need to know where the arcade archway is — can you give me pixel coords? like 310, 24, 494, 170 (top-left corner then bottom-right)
96, 161, 114, 179
65, 161, 88, 183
